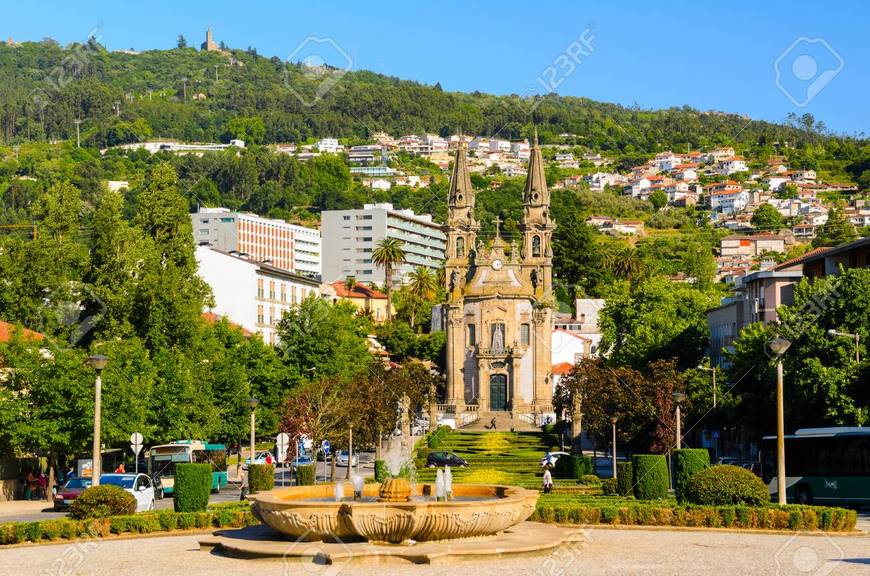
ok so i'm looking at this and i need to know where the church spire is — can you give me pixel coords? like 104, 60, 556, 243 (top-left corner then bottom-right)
448, 135, 474, 207
523, 127, 548, 206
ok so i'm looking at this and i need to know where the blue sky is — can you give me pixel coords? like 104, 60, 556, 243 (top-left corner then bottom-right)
4, 0, 868, 134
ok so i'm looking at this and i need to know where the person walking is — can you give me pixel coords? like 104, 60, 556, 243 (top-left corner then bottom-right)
542, 465, 553, 494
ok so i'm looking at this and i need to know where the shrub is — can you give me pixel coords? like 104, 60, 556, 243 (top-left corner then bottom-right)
600, 478, 617, 495
673, 449, 710, 503
248, 464, 275, 494
632, 455, 669, 500
69, 485, 136, 519
174, 463, 212, 512
554, 455, 594, 479
580, 474, 601, 486
296, 463, 315, 486
427, 426, 451, 449
616, 462, 634, 497
374, 460, 388, 482
685, 465, 770, 506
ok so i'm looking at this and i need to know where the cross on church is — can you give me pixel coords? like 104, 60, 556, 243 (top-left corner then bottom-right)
493, 215, 502, 237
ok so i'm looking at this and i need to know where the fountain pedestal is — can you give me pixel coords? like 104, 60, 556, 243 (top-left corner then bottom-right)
378, 477, 412, 502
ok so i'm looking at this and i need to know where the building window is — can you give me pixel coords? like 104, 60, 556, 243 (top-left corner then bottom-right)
520, 323, 530, 346
468, 324, 476, 346
456, 237, 465, 258
257, 278, 264, 298
257, 305, 264, 325
532, 235, 541, 257
291, 285, 297, 305
343, 215, 351, 221
281, 284, 287, 302
269, 306, 275, 326
269, 281, 275, 300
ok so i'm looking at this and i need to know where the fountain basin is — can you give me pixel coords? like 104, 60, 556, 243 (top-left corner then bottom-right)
251, 483, 538, 544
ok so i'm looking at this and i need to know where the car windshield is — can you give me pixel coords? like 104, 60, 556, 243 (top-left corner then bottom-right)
100, 475, 134, 489
64, 478, 91, 489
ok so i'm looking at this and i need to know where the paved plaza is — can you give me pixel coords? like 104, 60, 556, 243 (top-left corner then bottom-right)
1, 527, 868, 576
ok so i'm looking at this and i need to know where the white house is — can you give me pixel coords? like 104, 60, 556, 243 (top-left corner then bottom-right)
719, 156, 748, 175
489, 139, 511, 153
711, 190, 751, 214
653, 151, 682, 171
625, 177, 651, 197
316, 138, 342, 154
195, 246, 323, 345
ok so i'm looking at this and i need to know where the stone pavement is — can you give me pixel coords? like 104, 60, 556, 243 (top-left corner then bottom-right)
0, 500, 52, 518
1, 526, 867, 576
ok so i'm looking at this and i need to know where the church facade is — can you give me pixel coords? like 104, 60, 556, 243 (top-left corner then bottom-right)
443, 135, 555, 418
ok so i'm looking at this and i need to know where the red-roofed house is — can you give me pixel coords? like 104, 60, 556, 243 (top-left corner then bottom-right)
0, 320, 45, 343
322, 280, 393, 323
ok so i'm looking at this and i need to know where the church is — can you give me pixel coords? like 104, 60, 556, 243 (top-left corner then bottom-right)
443, 134, 555, 422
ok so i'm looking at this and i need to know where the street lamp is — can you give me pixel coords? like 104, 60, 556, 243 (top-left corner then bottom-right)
87, 355, 108, 486
827, 329, 860, 364
698, 364, 718, 408
248, 397, 259, 475
610, 416, 618, 479
768, 336, 791, 505
672, 392, 687, 450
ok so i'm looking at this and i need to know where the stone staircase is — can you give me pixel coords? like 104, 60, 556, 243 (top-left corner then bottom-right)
462, 411, 540, 432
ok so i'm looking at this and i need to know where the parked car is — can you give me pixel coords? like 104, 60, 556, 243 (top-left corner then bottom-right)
243, 451, 275, 470
540, 451, 570, 468
290, 454, 314, 470
99, 473, 155, 512
426, 451, 468, 468
335, 450, 358, 467
53, 477, 92, 511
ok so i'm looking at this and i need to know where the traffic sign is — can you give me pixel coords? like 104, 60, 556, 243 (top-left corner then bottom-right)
322, 440, 331, 455
130, 432, 144, 474
276, 432, 290, 453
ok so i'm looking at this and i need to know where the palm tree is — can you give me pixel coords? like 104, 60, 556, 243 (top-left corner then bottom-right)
371, 237, 406, 321
407, 266, 437, 329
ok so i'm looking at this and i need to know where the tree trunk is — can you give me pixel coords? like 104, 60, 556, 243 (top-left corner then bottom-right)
46, 450, 56, 502
345, 426, 353, 480
385, 264, 393, 321
330, 452, 336, 482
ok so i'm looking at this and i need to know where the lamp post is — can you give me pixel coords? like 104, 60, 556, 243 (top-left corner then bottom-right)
827, 329, 860, 364
87, 355, 108, 486
698, 364, 717, 408
610, 416, 618, 479
248, 397, 259, 473
672, 392, 687, 450
768, 336, 791, 505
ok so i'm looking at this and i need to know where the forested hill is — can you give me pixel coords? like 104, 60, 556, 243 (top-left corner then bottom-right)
0, 39, 860, 151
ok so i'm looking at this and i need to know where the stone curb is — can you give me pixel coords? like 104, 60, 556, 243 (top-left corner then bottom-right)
554, 522, 868, 537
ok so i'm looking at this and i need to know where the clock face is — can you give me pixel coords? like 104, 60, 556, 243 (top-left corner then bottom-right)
491, 259, 503, 271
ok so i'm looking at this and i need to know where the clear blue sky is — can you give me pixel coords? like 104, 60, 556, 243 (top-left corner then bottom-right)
5, 0, 868, 134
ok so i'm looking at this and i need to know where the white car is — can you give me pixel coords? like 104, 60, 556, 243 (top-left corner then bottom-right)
335, 450, 358, 467
99, 473, 155, 512
540, 451, 570, 468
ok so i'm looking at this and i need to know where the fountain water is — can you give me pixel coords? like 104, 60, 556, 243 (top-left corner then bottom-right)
333, 481, 344, 501
444, 465, 453, 500
435, 469, 445, 501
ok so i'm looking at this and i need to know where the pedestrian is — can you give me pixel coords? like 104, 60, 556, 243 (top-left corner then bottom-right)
542, 464, 553, 494
25, 471, 36, 500
114, 463, 126, 473
37, 471, 48, 499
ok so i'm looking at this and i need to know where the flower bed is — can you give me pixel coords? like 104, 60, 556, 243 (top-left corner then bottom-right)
532, 494, 857, 532
0, 502, 257, 546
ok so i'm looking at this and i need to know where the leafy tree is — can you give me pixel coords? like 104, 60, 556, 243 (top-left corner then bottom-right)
225, 117, 265, 145
649, 189, 668, 211
751, 203, 784, 231
404, 266, 438, 329
176, 34, 187, 49
812, 206, 858, 247
372, 238, 406, 322
552, 219, 606, 298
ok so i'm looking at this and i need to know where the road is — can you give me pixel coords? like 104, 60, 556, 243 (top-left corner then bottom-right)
1, 526, 867, 576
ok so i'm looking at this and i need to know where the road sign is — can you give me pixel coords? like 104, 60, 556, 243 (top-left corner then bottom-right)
130, 432, 144, 474
276, 432, 290, 453
322, 440, 331, 455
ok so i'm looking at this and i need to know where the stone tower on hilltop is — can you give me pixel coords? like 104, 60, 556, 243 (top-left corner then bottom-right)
201, 27, 220, 52
443, 131, 555, 421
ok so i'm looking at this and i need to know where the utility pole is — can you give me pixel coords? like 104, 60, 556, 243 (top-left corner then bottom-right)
182, 77, 188, 102
73, 119, 81, 148
214, 64, 219, 82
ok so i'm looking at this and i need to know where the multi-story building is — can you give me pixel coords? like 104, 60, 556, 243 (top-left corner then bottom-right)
195, 246, 322, 345
320, 203, 446, 285
191, 207, 321, 276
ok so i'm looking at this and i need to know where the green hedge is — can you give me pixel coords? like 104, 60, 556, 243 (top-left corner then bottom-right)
616, 462, 634, 497
249, 464, 275, 494
296, 463, 315, 486
68, 485, 137, 520
426, 425, 451, 449
531, 495, 857, 532
674, 449, 710, 503
601, 478, 617, 495
632, 455, 669, 500
174, 463, 212, 512
580, 474, 601, 486
686, 465, 770, 506
0, 503, 258, 545
554, 455, 593, 479
374, 460, 388, 482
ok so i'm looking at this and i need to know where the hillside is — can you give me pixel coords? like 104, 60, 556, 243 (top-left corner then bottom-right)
1, 38, 865, 163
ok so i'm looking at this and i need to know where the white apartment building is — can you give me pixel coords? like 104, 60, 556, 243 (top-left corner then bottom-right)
195, 245, 322, 345
710, 190, 751, 214
719, 156, 748, 175
489, 139, 511, 153
191, 207, 321, 276
316, 138, 342, 153
321, 203, 446, 285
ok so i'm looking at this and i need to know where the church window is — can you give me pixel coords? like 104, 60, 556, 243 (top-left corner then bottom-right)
456, 237, 465, 258
532, 235, 541, 257
467, 324, 476, 346
520, 323, 530, 346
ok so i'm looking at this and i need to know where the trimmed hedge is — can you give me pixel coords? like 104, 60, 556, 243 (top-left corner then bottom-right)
531, 495, 857, 532
374, 460, 388, 483
554, 455, 593, 479
426, 425, 451, 449
580, 474, 601, 486
296, 463, 315, 486
616, 462, 633, 497
68, 485, 136, 519
0, 503, 258, 545
249, 464, 275, 494
174, 463, 212, 512
686, 465, 770, 506
601, 478, 617, 495
632, 455, 669, 500
674, 449, 710, 503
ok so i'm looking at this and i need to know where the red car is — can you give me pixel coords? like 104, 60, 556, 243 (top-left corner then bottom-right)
53, 477, 92, 511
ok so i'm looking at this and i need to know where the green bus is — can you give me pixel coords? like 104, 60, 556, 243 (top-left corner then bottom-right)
762, 427, 870, 506
148, 440, 228, 496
